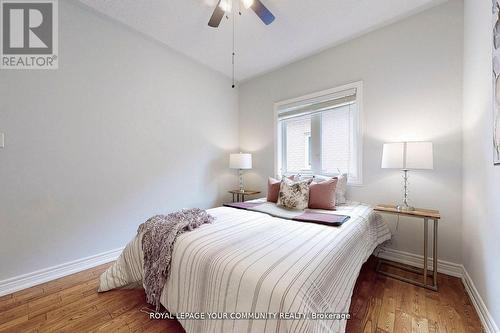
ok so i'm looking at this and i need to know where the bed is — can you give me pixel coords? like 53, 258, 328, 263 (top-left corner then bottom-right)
99, 200, 390, 333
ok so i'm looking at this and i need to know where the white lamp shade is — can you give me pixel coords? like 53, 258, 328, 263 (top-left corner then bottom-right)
406, 142, 433, 169
381, 142, 405, 169
229, 153, 252, 169
381, 142, 433, 170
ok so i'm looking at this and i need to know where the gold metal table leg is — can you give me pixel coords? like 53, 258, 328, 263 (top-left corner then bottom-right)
376, 258, 437, 291
423, 218, 428, 286
377, 216, 438, 291
433, 218, 438, 290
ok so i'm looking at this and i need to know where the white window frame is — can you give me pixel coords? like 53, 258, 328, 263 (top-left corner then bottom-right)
273, 81, 364, 185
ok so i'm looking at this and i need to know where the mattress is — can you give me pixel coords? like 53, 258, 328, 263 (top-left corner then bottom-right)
99, 202, 390, 333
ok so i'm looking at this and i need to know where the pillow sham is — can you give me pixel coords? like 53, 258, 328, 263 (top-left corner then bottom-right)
335, 173, 348, 205
268, 174, 347, 206
277, 178, 313, 210
312, 174, 348, 205
308, 178, 338, 210
267, 178, 281, 202
267, 176, 294, 203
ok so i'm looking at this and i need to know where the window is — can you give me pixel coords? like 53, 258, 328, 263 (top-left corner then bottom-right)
275, 82, 363, 184
305, 133, 311, 169
283, 116, 311, 172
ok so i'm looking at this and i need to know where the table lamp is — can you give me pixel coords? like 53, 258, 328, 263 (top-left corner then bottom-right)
381, 142, 433, 211
230, 153, 252, 192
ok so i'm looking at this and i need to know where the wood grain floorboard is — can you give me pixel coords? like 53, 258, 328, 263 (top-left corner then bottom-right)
0, 257, 483, 332
346, 257, 484, 333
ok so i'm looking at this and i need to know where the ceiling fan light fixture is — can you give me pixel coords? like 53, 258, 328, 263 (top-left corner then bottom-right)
218, 0, 232, 13
207, 0, 276, 87
242, 0, 254, 9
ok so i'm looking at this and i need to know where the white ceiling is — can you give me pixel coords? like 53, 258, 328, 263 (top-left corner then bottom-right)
79, 0, 446, 81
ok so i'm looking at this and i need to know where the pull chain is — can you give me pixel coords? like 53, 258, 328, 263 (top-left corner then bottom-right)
232, 0, 236, 88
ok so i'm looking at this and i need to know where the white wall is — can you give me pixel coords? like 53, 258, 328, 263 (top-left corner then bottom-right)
0, 0, 238, 281
239, 1, 464, 263
463, 0, 500, 328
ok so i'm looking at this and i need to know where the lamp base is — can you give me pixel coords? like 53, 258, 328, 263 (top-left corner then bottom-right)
396, 204, 415, 212
398, 170, 415, 212
238, 169, 244, 192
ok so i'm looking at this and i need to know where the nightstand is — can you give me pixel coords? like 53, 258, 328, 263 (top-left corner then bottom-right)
228, 190, 261, 203
374, 204, 441, 291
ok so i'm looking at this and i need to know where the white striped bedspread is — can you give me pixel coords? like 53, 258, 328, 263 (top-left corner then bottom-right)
99, 202, 391, 333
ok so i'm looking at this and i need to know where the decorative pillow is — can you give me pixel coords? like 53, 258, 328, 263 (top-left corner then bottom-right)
277, 178, 313, 210
267, 178, 281, 202
267, 176, 295, 202
308, 178, 338, 210
335, 173, 348, 205
312, 174, 348, 205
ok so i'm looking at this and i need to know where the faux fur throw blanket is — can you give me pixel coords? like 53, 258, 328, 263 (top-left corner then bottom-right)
138, 208, 214, 310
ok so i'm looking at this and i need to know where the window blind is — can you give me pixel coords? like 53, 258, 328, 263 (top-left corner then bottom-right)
275, 83, 363, 184
277, 88, 356, 120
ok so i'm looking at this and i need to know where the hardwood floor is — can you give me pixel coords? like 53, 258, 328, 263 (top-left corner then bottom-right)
0, 257, 483, 332
346, 258, 484, 333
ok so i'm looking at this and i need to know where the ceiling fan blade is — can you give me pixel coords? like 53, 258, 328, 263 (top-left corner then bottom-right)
208, 0, 225, 28
251, 0, 275, 25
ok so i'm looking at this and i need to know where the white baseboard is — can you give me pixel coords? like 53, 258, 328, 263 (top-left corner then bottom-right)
377, 247, 499, 333
1, 245, 497, 333
376, 246, 463, 277
461, 267, 500, 333
0, 247, 124, 297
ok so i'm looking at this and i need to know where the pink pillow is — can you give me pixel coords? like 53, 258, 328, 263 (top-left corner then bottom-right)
267, 176, 294, 202
308, 178, 338, 210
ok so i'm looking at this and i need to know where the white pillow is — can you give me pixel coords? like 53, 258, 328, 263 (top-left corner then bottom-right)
288, 174, 313, 182
334, 173, 348, 205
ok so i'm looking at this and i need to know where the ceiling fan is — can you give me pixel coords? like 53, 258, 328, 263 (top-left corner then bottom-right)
208, 0, 275, 27
208, 0, 275, 88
